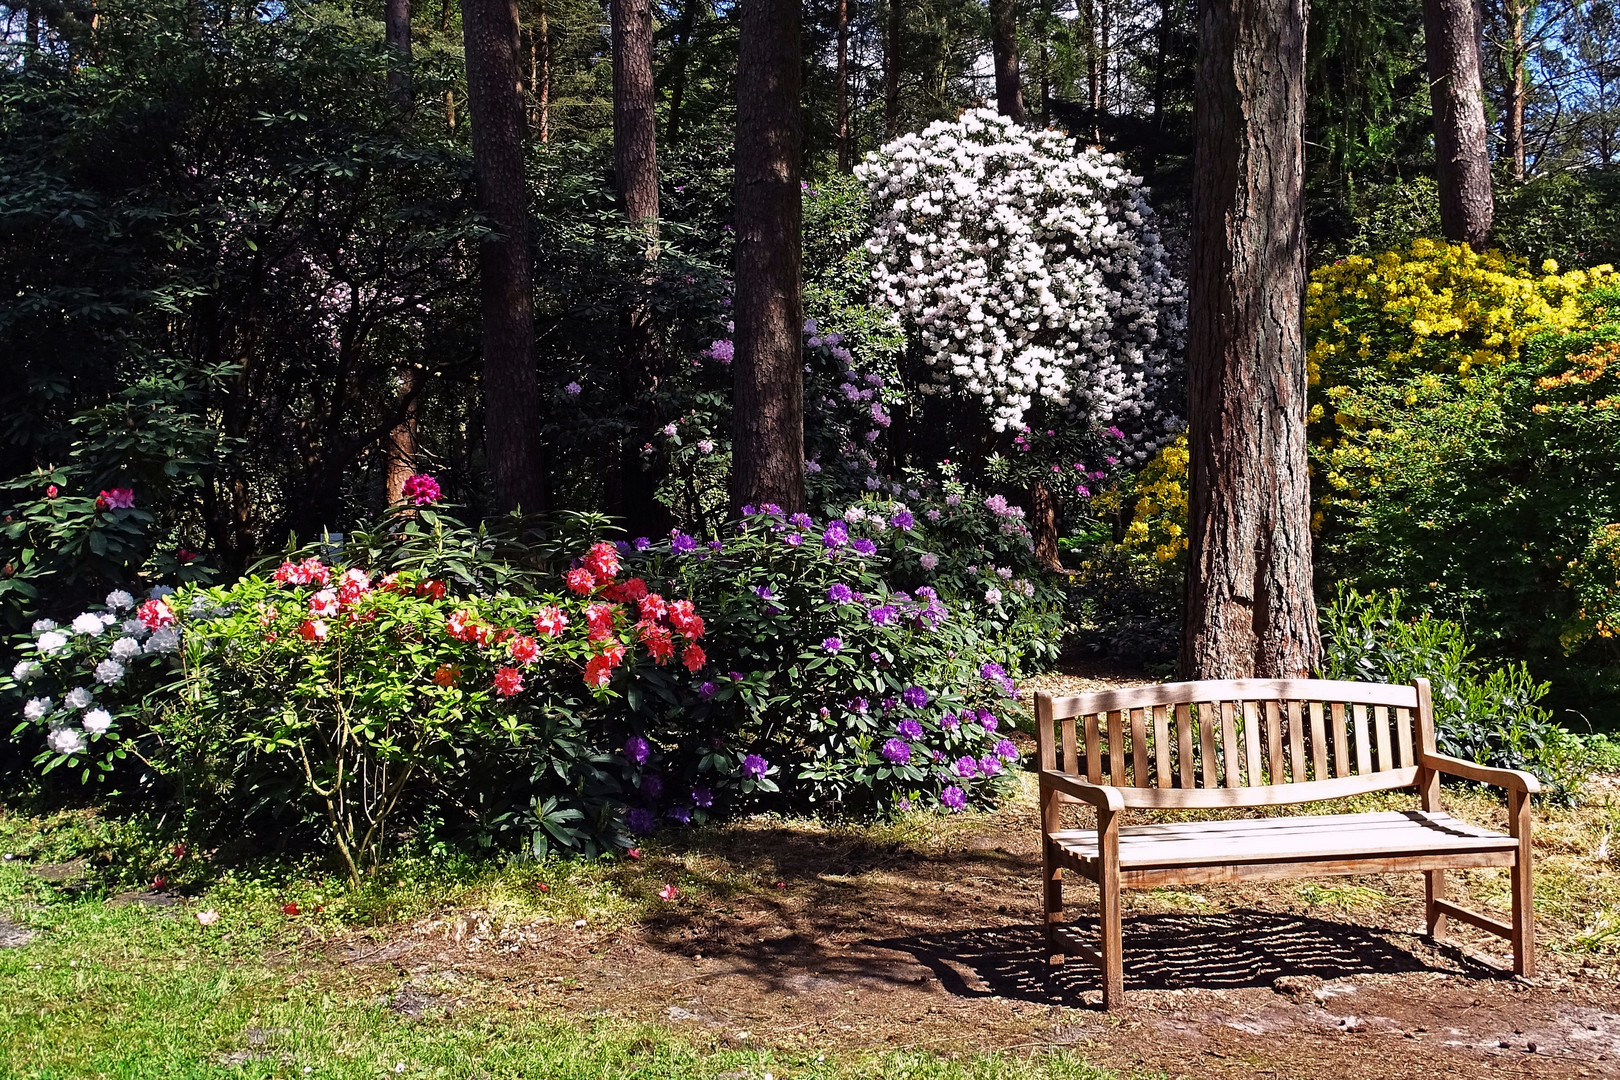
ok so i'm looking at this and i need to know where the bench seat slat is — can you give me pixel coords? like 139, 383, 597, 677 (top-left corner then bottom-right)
1050, 809, 1515, 869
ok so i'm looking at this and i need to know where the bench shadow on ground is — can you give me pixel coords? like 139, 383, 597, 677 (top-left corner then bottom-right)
871, 911, 1497, 1004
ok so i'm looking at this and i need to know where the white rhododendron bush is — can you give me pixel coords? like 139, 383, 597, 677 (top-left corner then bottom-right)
858, 108, 1186, 453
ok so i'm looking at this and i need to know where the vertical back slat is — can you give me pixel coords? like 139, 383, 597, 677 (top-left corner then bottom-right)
1309, 701, 1330, 779
1061, 715, 1078, 775
1198, 703, 1220, 788
1038, 695, 1057, 771
1352, 703, 1373, 775
1084, 712, 1102, 783
1176, 704, 1195, 788
1287, 700, 1306, 783
1219, 702, 1242, 787
1130, 708, 1149, 787
1330, 701, 1351, 778
1107, 710, 1127, 786
1395, 706, 1415, 768
1265, 701, 1285, 785
1373, 705, 1394, 771
1153, 706, 1172, 788
1241, 701, 1263, 786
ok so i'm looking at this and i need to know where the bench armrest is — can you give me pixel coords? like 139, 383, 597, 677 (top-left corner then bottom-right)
1038, 769, 1125, 812
1419, 751, 1542, 795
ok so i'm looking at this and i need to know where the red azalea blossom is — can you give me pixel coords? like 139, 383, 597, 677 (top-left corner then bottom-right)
533, 605, 568, 636
445, 608, 481, 642
638, 593, 668, 623
336, 568, 371, 606
565, 567, 597, 595
667, 600, 704, 640
432, 664, 460, 687
151, 876, 167, 891
583, 654, 613, 688
417, 578, 447, 600
682, 642, 706, 672
599, 641, 627, 668
509, 634, 540, 665
308, 589, 339, 617
379, 572, 402, 592
283, 901, 300, 916
264, 630, 278, 643
583, 541, 620, 581
299, 618, 328, 642
492, 627, 515, 645
137, 598, 175, 630
584, 602, 617, 641
640, 623, 674, 664
493, 666, 524, 696
177, 548, 197, 562
626, 848, 641, 860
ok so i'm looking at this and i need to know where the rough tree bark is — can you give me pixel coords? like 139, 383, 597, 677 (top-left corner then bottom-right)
385, 368, 420, 505
884, 0, 902, 138
1181, 0, 1319, 680
1503, 0, 1527, 181
837, 0, 852, 169
1424, 0, 1494, 247
731, 0, 807, 513
989, 0, 1027, 121
462, 0, 547, 512
386, 0, 413, 107
612, 0, 665, 534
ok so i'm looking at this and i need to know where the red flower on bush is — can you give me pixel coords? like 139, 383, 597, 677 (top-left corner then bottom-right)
336, 568, 371, 606
445, 608, 481, 643
432, 664, 461, 687
493, 666, 524, 697
283, 901, 300, 916
668, 600, 704, 640
640, 623, 674, 664
400, 473, 442, 506
583, 654, 613, 688
509, 634, 540, 666
565, 567, 596, 595
308, 589, 339, 617
137, 598, 175, 630
583, 541, 620, 581
45, 484, 58, 498
299, 618, 328, 642
584, 602, 618, 642
602, 577, 649, 604
417, 578, 446, 600
533, 605, 568, 636
273, 558, 331, 587
682, 642, 706, 673
638, 593, 668, 623
98, 487, 135, 510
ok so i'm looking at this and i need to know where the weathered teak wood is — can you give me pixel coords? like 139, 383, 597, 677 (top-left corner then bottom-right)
1034, 677, 1538, 1008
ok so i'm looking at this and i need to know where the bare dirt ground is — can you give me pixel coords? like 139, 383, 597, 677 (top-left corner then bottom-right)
326, 661, 1620, 1079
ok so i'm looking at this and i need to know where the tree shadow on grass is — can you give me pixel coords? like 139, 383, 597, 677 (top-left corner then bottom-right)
873, 911, 1499, 1005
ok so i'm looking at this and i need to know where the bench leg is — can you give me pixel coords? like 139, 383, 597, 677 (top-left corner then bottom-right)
1425, 869, 1447, 942
1098, 808, 1124, 1009
1043, 838, 1065, 965
1510, 789, 1535, 977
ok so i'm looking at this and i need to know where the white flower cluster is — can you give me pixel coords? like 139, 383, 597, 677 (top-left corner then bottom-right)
857, 108, 1187, 450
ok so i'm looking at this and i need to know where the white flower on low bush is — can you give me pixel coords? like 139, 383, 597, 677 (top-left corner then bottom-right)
83, 709, 113, 735
109, 637, 142, 661
70, 612, 105, 636
23, 697, 52, 721
47, 727, 87, 756
106, 590, 135, 611
94, 660, 125, 686
37, 631, 68, 656
12, 660, 41, 682
64, 686, 94, 709
857, 108, 1187, 453
145, 627, 180, 653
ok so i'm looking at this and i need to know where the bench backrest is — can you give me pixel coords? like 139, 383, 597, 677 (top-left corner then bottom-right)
1035, 677, 1436, 809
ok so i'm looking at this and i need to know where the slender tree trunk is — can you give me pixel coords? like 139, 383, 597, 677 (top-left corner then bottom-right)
665, 0, 698, 143
538, 6, 551, 142
385, 368, 420, 505
989, 0, 1027, 121
732, 0, 806, 513
1099, 0, 1110, 116
386, 0, 413, 107
24, 3, 38, 55
1423, 0, 1494, 247
837, 0, 852, 169
462, 0, 547, 512
1030, 480, 1063, 570
1086, 0, 1100, 141
884, 0, 902, 138
1040, 25, 1051, 126
440, 0, 453, 29
1503, 0, 1526, 181
1182, 0, 1319, 680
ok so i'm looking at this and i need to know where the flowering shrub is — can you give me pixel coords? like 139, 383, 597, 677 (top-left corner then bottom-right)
857, 108, 1186, 452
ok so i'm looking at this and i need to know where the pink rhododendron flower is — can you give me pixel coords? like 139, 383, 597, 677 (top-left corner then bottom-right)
298, 619, 328, 642
400, 473, 442, 505
308, 590, 339, 617
533, 605, 568, 636
583, 541, 620, 581
509, 634, 540, 666
565, 567, 596, 595
493, 666, 524, 696
98, 488, 135, 510
137, 598, 174, 630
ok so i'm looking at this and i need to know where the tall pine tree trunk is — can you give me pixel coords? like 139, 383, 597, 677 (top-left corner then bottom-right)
386, 0, 413, 107
837, 0, 852, 169
1424, 0, 1494, 247
462, 0, 547, 512
732, 0, 806, 513
385, 367, 420, 505
989, 0, 1026, 121
384, 0, 421, 501
612, 0, 665, 534
1503, 0, 1526, 181
1182, 0, 1319, 680
884, 0, 902, 138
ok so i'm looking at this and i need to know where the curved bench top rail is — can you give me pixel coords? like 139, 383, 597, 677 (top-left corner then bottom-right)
1049, 767, 1422, 809
1037, 678, 1420, 719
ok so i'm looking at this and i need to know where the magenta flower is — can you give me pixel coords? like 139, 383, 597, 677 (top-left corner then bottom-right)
400, 474, 441, 505
822, 636, 843, 653
952, 755, 979, 778
995, 738, 1019, 760
940, 786, 966, 811
625, 736, 651, 765
851, 537, 878, 557
826, 583, 854, 604
901, 686, 929, 709
742, 753, 769, 778
881, 738, 912, 765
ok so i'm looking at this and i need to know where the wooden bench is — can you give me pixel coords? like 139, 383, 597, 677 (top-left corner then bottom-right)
1034, 677, 1538, 1009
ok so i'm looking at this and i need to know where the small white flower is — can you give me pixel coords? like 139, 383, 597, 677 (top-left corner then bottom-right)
144, 628, 180, 654
121, 619, 148, 639
148, 585, 175, 599
94, 660, 125, 686
11, 660, 41, 682
31, 619, 57, 635
109, 637, 142, 661
46, 727, 87, 756
984, 587, 1003, 604
65, 687, 94, 709
82, 709, 113, 735
70, 613, 105, 637
100, 612, 117, 626
106, 590, 135, 611
23, 697, 53, 722
196, 909, 220, 926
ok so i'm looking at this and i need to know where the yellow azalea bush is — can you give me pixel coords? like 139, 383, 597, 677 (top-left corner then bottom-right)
1093, 433, 1190, 567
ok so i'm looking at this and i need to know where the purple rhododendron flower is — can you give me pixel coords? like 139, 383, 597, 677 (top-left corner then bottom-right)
691, 785, 714, 808
761, 502, 783, 517
743, 754, 769, 779
742, 504, 757, 516
627, 807, 656, 834
940, 786, 966, 811
881, 697, 898, 712
851, 537, 878, 557
952, 755, 979, 778
896, 719, 923, 740
890, 510, 915, 530
697, 681, 717, 700
849, 697, 869, 714
881, 738, 912, 765
785, 532, 804, 546
823, 521, 849, 549
625, 736, 651, 765
790, 513, 813, 528
978, 711, 999, 733
827, 583, 853, 604
978, 756, 1003, 777
754, 585, 775, 600
822, 636, 843, 653
642, 774, 664, 800
708, 540, 724, 552
995, 738, 1019, 761
634, 536, 651, 551
902, 686, 929, 709
670, 531, 698, 554
867, 605, 897, 626
979, 661, 1006, 679
941, 712, 961, 730
667, 805, 694, 824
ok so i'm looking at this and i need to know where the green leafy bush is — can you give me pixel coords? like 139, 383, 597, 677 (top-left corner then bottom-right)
1318, 588, 1592, 798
